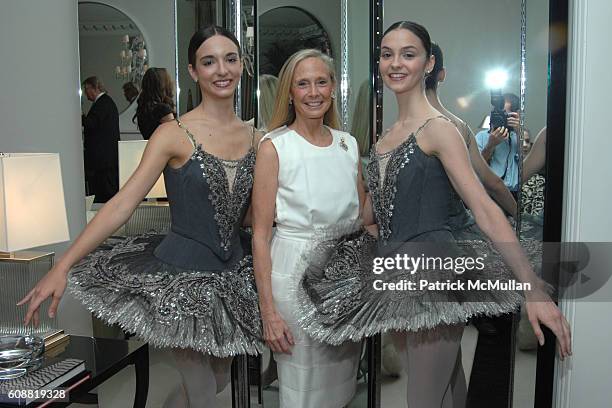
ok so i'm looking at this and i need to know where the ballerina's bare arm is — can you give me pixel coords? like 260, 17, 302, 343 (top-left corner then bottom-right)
463, 125, 518, 217
242, 129, 265, 227
17, 122, 179, 326
251, 139, 295, 354
419, 118, 571, 359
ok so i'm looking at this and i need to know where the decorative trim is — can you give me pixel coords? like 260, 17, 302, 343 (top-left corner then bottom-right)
78, 20, 140, 36
259, 24, 324, 38
516, 0, 527, 238
367, 3, 383, 407
234, 0, 242, 118
173, 0, 179, 114
340, 0, 349, 131
372, 0, 383, 144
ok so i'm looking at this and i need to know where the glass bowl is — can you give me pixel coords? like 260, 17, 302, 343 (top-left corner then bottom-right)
0, 335, 45, 380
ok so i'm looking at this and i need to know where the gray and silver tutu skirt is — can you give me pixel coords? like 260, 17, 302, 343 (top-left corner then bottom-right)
68, 234, 264, 356
296, 227, 527, 345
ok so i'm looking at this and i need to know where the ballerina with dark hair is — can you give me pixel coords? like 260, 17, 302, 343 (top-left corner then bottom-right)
19, 25, 264, 408
425, 42, 517, 220
297, 21, 571, 408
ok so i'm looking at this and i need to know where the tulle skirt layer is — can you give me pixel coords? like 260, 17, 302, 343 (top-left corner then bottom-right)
68, 234, 264, 357
297, 225, 525, 345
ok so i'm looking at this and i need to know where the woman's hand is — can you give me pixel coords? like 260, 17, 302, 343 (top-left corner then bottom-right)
17, 266, 68, 327
262, 310, 294, 354
524, 291, 572, 360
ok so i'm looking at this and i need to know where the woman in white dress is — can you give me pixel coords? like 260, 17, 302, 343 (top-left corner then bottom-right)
251, 49, 366, 408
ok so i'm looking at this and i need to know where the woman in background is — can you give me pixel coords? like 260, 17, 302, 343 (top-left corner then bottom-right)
134, 67, 176, 140
258, 74, 279, 131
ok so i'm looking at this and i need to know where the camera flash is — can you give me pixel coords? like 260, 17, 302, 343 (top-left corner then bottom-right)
485, 69, 509, 89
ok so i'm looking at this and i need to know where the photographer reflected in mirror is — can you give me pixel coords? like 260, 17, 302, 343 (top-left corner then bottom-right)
475, 92, 521, 199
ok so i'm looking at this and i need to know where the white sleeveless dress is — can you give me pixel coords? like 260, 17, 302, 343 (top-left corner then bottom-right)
262, 126, 361, 408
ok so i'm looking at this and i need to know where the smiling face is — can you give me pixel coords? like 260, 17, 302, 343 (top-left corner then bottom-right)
379, 28, 434, 94
290, 57, 335, 122
188, 34, 243, 100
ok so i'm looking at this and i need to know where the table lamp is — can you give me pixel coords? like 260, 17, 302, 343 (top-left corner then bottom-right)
118, 141, 170, 236
119, 140, 166, 198
0, 153, 70, 335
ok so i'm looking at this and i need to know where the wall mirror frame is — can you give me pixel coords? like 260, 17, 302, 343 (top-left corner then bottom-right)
78, 1, 150, 116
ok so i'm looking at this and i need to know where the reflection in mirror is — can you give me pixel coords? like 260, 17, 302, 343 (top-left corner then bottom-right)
176, 0, 218, 115
240, 0, 256, 122
259, 7, 332, 77
79, 2, 148, 115
377, 1, 529, 407
255, 1, 371, 407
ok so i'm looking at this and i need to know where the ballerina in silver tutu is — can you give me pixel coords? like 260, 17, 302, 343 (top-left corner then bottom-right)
297, 21, 571, 408
19, 25, 263, 408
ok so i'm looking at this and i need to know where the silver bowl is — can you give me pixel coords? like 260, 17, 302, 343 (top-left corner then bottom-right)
0, 335, 44, 380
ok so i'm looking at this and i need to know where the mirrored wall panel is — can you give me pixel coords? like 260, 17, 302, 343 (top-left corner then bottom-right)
79, 2, 148, 115
377, 1, 533, 407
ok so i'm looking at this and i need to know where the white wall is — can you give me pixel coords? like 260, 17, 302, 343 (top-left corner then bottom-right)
0, 0, 92, 336
382, 0, 548, 134
78, 0, 177, 138
556, 0, 612, 406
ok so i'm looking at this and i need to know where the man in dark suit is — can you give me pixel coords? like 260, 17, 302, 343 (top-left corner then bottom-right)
82, 76, 120, 203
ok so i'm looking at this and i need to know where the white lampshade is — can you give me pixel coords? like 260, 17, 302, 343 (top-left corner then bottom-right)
119, 140, 166, 198
0, 153, 70, 252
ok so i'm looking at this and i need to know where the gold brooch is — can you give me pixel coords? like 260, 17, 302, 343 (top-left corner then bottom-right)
339, 137, 348, 151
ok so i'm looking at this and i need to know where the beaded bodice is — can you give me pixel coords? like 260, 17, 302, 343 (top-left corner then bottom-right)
152, 120, 255, 269
367, 116, 455, 244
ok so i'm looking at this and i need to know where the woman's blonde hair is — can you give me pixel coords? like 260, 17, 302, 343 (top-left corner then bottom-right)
258, 74, 279, 131
267, 49, 340, 131
350, 80, 371, 156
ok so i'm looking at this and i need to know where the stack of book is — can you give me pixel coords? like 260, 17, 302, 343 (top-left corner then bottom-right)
41, 330, 69, 358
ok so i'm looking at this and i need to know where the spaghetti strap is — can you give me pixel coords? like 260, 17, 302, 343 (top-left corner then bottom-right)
250, 125, 256, 148
175, 118, 198, 150
413, 115, 450, 138
379, 115, 450, 142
